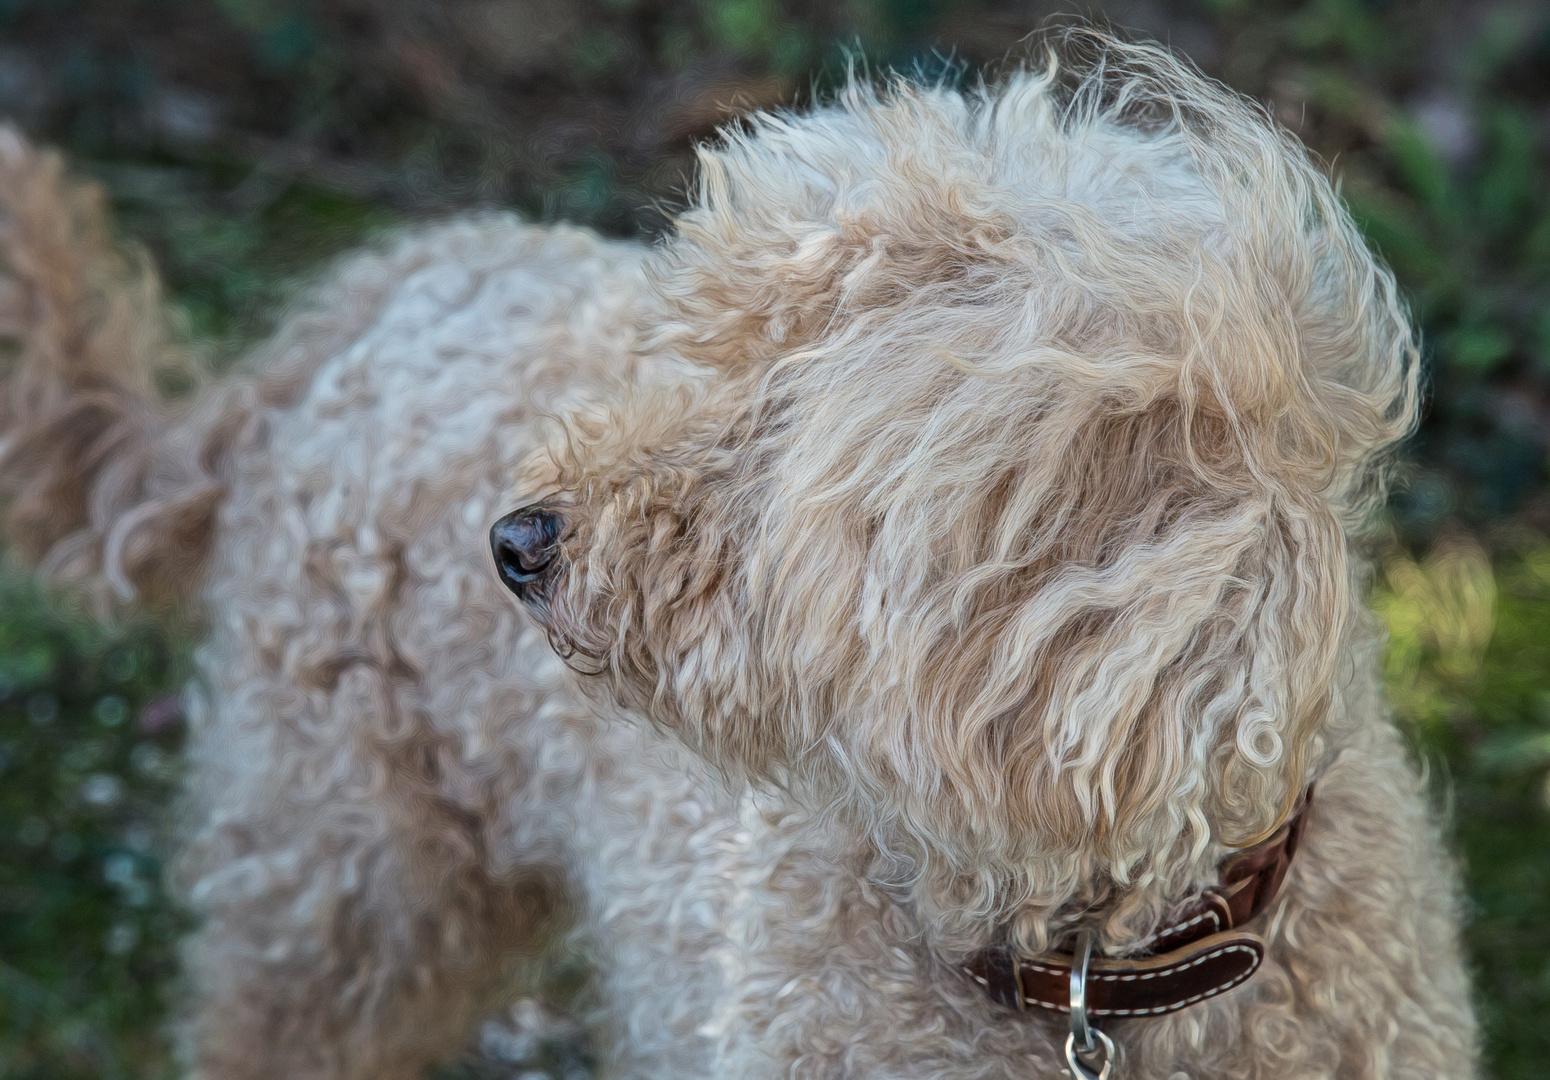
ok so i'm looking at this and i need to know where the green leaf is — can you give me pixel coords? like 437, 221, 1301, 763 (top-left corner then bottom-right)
1387, 115, 1457, 223
1446, 325, 1514, 374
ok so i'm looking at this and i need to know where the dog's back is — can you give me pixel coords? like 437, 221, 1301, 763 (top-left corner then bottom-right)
0, 136, 685, 1076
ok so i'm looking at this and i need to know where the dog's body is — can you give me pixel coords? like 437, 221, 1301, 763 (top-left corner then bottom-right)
0, 38, 1476, 1080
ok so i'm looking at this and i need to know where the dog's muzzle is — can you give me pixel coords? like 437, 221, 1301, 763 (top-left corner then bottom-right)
491, 504, 565, 600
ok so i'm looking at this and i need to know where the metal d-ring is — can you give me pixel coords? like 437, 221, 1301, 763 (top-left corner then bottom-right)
1063, 1029, 1115, 1080
1064, 927, 1115, 1080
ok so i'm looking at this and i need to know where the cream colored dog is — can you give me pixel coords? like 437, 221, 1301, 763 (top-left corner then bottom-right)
0, 33, 1476, 1080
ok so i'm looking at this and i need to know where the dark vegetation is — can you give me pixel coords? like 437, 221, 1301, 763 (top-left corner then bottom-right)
0, 583, 187, 1079
0, 1, 1546, 1077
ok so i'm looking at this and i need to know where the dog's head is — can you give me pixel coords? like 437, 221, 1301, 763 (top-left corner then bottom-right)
493, 37, 1416, 947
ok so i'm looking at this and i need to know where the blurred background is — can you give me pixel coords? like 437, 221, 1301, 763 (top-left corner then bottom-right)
0, 1, 1545, 1077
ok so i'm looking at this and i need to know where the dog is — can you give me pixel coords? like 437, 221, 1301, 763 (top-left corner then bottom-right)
0, 33, 1477, 1080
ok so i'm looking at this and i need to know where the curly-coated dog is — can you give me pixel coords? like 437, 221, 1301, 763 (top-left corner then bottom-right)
0, 34, 1477, 1080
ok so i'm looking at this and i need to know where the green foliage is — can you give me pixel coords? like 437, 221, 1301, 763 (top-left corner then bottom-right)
1375, 543, 1550, 1080
98, 160, 398, 365
1291, 4, 1550, 525
1350, 90, 1550, 517
0, 579, 186, 1080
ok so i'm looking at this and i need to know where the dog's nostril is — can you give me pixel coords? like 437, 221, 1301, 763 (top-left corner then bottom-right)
491, 505, 564, 594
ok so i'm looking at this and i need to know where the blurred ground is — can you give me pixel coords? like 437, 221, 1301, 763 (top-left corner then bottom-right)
0, 2, 1547, 1078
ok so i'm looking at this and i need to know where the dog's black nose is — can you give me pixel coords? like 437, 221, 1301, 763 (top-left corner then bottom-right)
491, 504, 565, 597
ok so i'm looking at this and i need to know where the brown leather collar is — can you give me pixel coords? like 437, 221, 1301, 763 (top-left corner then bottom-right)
963, 789, 1312, 1018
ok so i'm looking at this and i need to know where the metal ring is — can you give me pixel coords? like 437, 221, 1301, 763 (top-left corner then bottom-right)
1063, 1029, 1115, 1080
1069, 927, 1095, 1054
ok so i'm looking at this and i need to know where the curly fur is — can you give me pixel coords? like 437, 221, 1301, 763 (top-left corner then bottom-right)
0, 32, 1475, 1080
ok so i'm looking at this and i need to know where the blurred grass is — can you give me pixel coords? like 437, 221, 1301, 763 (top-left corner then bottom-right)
86, 153, 401, 366
1374, 539, 1550, 1079
0, 580, 187, 1080
0, 0, 1547, 1077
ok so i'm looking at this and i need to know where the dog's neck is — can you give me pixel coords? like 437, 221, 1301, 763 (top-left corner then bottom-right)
810, 782, 1313, 964
959, 793, 1311, 1018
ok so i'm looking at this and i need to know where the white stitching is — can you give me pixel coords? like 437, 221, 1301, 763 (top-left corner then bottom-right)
1147, 907, 1221, 943
1015, 944, 1263, 1016
1022, 942, 1260, 981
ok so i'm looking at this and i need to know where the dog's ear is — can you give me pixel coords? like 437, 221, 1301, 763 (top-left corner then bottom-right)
653, 82, 1026, 373
740, 364, 1369, 876
900, 402, 1355, 861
